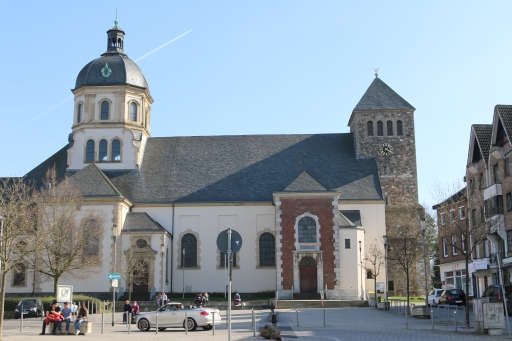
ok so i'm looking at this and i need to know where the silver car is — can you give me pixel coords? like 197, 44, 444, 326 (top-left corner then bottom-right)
137, 302, 222, 332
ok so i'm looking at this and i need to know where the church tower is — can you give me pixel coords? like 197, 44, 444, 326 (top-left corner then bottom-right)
67, 19, 154, 170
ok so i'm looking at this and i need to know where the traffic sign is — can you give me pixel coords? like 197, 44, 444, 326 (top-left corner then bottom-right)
57, 285, 73, 303
107, 273, 121, 280
111, 279, 118, 288
216, 229, 243, 254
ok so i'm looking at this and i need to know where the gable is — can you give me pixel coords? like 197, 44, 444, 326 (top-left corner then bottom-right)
284, 171, 327, 192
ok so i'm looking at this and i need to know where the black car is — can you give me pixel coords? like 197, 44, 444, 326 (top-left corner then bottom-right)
482, 284, 512, 313
439, 289, 466, 306
14, 298, 44, 319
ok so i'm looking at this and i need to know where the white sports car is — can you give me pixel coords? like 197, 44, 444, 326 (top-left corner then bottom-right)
137, 302, 222, 332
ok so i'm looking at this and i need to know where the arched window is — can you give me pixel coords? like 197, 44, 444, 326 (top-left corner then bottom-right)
99, 139, 108, 161
377, 121, 383, 136
12, 263, 26, 286
181, 234, 197, 267
298, 217, 316, 243
111, 139, 121, 161
387, 120, 393, 136
397, 120, 403, 136
77, 103, 83, 123
101, 101, 109, 120
259, 233, 275, 266
130, 102, 137, 121
86, 140, 95, 162
83, 219, 100, 257
367, 121, 374, 136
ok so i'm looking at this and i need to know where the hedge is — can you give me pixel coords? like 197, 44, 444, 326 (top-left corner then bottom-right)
3, 295, 102, 312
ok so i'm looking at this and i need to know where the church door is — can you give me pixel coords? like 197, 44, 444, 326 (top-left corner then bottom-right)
299, 257, 317, 293
132, 260, 149, 295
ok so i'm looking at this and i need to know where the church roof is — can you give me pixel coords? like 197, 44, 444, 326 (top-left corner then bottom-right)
353, 77, 415, 112
27, 133, 383, 204
283, 171, 327, 192
472, 124, 492, 161
24, 145, 68, 190
339, 210, 362, 227
122, 212, 166, 232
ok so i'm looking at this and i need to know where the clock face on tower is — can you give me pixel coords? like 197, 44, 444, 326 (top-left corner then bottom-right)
379, 143, 393, 156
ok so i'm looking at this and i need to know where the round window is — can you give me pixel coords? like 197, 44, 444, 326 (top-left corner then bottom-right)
136, 239, 147, 248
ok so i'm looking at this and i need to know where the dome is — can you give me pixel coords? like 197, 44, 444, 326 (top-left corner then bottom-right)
74, 24, 149, 91
74, 54, 149, 90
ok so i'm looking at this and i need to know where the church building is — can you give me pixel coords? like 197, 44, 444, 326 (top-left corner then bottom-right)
5, 22, 422, 300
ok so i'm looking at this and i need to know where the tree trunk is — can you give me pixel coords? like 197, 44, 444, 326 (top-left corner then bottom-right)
374, 277, 378, 308
406, 271, 410, 315
0, 271, 8, 340
54, 277, 59, 298
465, 259, 470, 328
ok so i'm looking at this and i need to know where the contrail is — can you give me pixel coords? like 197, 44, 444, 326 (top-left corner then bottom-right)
135, 29, 193, 62
13, 29, 193, 133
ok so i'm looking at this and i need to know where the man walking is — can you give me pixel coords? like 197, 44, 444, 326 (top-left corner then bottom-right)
123, 300, 132, 324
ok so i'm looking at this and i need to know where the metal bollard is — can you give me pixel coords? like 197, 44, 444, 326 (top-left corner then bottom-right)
405, 304, 408, 329
102, 312, 104, 334
20, 305, 23, 332
296, 309, 299, 327
87, 301, 90, 314
454, 310, 457, 332
323, 308, 326, 327
431, 309, 434, 330
252, 309, 254, 326
213, 311, 215, 335
185, 312, 188, 335
128, 313, 131, 334
156, 313, 158, 335
252, 310, 256, 336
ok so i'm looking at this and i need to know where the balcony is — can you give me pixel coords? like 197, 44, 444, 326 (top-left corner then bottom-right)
484, 184, 502, 201
488, 252, 505, 268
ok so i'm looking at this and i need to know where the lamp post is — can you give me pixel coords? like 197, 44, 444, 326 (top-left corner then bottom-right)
182, 248, 185, 301
359, 240, 363, 300
383, 235, 388, 310
111, 224, 117, 327
160, 244, 165, 294
420, 217, 429, 317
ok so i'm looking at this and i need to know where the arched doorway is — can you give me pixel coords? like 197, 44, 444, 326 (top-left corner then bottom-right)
299, 256, 317, 293
132, 259, 149, 295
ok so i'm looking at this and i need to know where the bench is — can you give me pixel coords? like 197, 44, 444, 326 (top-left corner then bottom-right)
47, 321, 92, 335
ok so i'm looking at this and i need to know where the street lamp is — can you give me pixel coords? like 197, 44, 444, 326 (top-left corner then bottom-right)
420, 217, 429, 317
383, 235, 388, 310
359, 240, 363, 300
182, 248, 185, 301
111, 224, 117, 327
160, 244, 165, 294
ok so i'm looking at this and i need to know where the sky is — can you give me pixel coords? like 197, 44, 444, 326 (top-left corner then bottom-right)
1, 1, 511, 209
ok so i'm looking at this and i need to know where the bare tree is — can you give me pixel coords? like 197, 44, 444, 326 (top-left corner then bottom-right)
386, 211, 422, 313
0, 177, 42, 338
431, 180, 491, 328
119, 243, 151, 301
363, 240, 385, 308
31, 168, 104, 296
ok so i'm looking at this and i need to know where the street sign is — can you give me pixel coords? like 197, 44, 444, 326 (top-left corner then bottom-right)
216, 229, 243, 254
111, 279, 118, 288
107, 273, 121, 280
57, 285, 73, 303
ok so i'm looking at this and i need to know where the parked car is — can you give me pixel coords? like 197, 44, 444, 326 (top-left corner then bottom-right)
137, 302, 222, 331
482, 284, 512, 313
428, 289, 444, 305
438, 289, 466, 306
14, 298, 44, 319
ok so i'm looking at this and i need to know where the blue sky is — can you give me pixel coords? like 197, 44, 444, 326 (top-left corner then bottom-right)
1, 1, 511, 208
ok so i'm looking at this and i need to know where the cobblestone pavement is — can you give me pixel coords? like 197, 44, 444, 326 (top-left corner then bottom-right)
3, 307, 512, 340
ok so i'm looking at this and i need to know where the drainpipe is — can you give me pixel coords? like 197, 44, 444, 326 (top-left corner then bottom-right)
170, 203, 175, 297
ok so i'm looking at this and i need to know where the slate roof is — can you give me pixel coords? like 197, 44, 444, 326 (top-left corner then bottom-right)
283, 171, 327, 192
353, 77, 415, 112
495, 105, 512, 142
472, 124, 492, 161
339, 210, 362, 227
24, 145, 68, 190
25, 133, 383, 204
68, 164, 124, 198
432, 187, 467, 210
101, 133, 382, 203
122, 212, 166, 232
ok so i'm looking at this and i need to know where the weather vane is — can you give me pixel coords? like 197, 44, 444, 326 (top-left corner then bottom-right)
114, 9, 119, 27
374, 68, 379, 77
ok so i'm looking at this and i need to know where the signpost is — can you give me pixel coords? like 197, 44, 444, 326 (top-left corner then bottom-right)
216, 228, 242, 341
107, 274, 121, 280
108, 273, 120, 326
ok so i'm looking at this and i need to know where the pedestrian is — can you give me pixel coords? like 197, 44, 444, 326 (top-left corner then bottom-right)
74, 303, 88, 335
123, 300, 132, 324
234, 292, 241, 306
194, 293, 203, 307
162, 292, 168, 305
39, 301, 60, 335
61, 302, 73, 334
157, 293, 162, 307
202, 293, 208, 307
